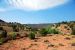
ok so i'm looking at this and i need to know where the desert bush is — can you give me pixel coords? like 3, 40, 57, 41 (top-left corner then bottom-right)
46, 28, 52, 34
40, 27, 59, 36
29, 32, 35, 39
40, 28, 48, 36
0, 27, 3, 30
12, 33, 17, 40
0, 30, 7, 38
45, 26, 53, 34
8, 32, 17, 40
40, 28, 59, 36
52, 29, 59, 34
71, 26, 75, 35
12, 25, 19, 32
0, 38, 4, 45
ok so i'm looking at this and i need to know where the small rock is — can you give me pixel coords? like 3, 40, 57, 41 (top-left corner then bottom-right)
21, 48, 26, 50
71, 43, 75, 46
44, 40, 49, 42
48, 44, 54, 47
65, 37, 71, 40
72, 36, 75, 38
59, 43, 64, 46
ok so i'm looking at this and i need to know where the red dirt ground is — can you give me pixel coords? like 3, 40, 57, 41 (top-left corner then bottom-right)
0, 34, 75, 50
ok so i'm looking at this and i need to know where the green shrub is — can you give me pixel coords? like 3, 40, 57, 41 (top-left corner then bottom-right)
29, 32, 35, 39
12, 25, 19, 32
51, 29, 59, 34
0, 38, 4, 45
9, 32, 17, 40
0, 27, 3, 30
0, 37, 8, 45
0, 30, 7, 38
12, 33, 17, 40
40, 27, 59, 36
71, 26, 75, 35
45, 26, 52, 34
40, 28, 48, 36
46, 26, 59, 34
47, 28, 53, 34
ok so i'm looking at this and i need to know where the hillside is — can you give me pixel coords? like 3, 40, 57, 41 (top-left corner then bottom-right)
0, 19, 5, 23
0, 19, 75, 50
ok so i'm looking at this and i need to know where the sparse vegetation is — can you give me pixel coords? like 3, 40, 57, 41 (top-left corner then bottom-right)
29, 32, 35, 39
8, 32, 17, 40
71, 25, 75, 35
0, 19, 75, 50
51, 29, 59, 34
0, 38, 4, 45
40, 27, 59, 36
0, 30, 7, 38
40, 28, 48, 36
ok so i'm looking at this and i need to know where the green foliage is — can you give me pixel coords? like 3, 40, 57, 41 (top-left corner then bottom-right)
71, 26, 75, 35
0, 37, 8, 45
40, 26, 59, 36
51, 29, 59, 34
12, 33, 17, 40
45, 26, 59, 34
9, 32, 17, 40
29, 32, 35, 39
12, 25, 19, 32
40, 28, 48, 36
45, 26, 52, 34
0, 30, 7, 38
0, 38, 4, 45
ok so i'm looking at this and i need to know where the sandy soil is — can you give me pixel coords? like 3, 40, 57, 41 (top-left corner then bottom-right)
0, 34, 75, 50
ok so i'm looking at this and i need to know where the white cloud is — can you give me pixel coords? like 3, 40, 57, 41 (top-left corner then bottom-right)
6, 0, 69, 11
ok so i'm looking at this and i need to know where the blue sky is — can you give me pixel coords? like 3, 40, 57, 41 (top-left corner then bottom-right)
0, 0, 75, 24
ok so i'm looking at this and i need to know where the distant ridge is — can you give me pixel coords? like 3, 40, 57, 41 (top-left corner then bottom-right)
26, 24, 54, 29
0, 19, 5, 23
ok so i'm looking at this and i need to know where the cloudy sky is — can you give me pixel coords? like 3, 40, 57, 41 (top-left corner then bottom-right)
0, 0, 75, 24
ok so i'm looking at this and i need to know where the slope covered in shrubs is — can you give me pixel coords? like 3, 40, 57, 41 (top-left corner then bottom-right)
0, 19, 75, 45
